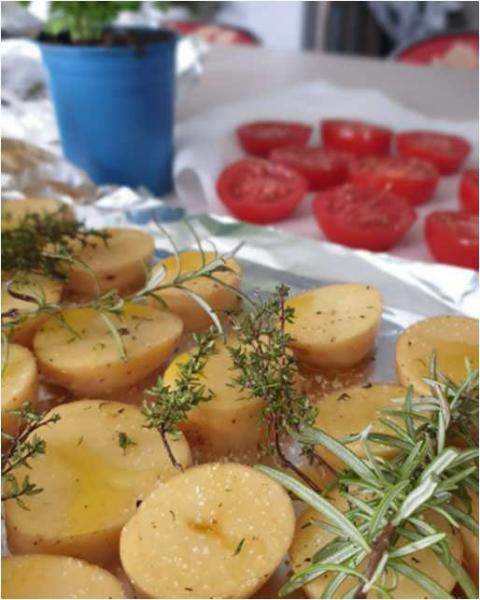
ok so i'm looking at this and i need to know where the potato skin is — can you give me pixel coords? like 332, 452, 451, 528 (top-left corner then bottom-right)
313, 383, 408, 471
33, 303, 183, 396
1, 344, 39, 438
149, 251, 241, 332
2, 554, 125, 599
66, 228, 155, 298
396, 315, 478, 395
163, 338, 265, 460
285, 284, 382, 369
5, 400, 192, 565
291, 501, 463, 598
2, 275, 63, 347
120, 462, 295, 599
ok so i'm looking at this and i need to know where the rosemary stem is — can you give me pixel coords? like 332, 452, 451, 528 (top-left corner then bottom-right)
353, 522, 396, 598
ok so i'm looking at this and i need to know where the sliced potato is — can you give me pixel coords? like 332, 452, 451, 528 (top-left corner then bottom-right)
66, 228, 154, 298
163, 337, 264, 459
120, 462, 295, 599
2, 275, 63, 347
285, 284, 382, 369
2, 344, 39, 437
149, 250, 241, 332
396, 315, 479, 395
1, 554, 125, 599
2, 198, 74, 230
5, 399, 192, 565
291, 500, 463, 598
33, 303, 183, 396
455, 490, 479, 586
313, 383, 407, 471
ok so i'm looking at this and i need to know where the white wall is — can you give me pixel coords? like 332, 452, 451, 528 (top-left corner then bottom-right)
216, 1, 305, 50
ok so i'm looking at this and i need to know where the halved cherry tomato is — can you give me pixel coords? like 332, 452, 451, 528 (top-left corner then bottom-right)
396, 131, 471, 175
236, 121, 312, 157
216, 158, 307, 224
312, 184, 416, 251
269, 146, 349, 191
348, 156, 439, 205
424, 211, 478, 270
459, 169, 479, 214
321, 119, 392, 157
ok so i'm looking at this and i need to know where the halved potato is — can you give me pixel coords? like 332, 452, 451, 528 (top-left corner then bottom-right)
66, 228, 154, 298
313, 383, 407, 471
2, 343, 39, 437
396, 315, 479, 395
2, 275, 63, 347
5, 399, 192, 565
1, 554, 125, 599
2, 198, 74, 230
148, 250, 241, 332
163, 337, 264, 460
120, 462, 295, 598
33, 303, 183, 396
291, 499, 463, 598
285, 284, 382, 369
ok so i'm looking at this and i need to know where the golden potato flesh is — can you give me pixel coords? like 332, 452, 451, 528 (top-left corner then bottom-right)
290, 501, 463, 598
285, 284, 382, 369
5, 400, 192, 565
66, 228, 154, 298
2, 554, 125, 599
149, 250, 241, 332
2, 275, 63, 347
33, 303, 183, 396
163, 337, 264, 459
120, 462, 295, 599
1, 198, 74, 230
2, 343, 39, 437
396, 315, 478, 395
313, 384, 408, 472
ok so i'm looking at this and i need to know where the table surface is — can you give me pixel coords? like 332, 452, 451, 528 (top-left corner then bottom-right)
178, 44, 479, 122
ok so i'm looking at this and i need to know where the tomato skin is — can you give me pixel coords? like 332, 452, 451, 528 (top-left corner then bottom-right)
269, 146, 349, 191
216, 158, 307, 224
349, 156, 439, 205
312, 184, 416, 252
321, 119, 392, 157
396, 131, 471, 175
424, 211, 478, 270
236, 121, 312, 157
459, 169, 479, 214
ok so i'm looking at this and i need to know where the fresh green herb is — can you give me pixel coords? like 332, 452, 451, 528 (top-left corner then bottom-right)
1, 404, 60, 509
257, 362, 479, 599
233, 538, 245, 556
118, 431, 136, 454
142, 330, 216, 470
227, 284, 321, 491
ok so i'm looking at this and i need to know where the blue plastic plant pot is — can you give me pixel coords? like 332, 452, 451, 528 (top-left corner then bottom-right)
39, 30, 176, 195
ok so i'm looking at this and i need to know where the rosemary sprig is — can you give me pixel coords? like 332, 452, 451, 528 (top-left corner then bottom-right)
2, 404, 60, 509
227, 284, 321, 491
142, 330, 217, 470
258, 363, 479, 599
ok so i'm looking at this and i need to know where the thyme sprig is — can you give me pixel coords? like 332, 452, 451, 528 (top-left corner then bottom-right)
1, 404, 60, 509
142, 330, 217, 470
227, 284, 321, 491
258, 362, 479, 599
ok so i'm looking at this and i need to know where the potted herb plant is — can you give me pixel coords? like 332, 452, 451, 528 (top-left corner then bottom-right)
24, 1, 177, 195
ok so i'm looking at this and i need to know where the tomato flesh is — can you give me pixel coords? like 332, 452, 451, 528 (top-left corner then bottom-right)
236, 121, 312, 157
312, 184, 416, 251
216, 158, 307, 224
321, 119, 392, 157
269, 146, 349, 190
396, 131, 471, 175
459, 169, 479, 214
349, 156, 439, 205
424, 211, 478, 270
